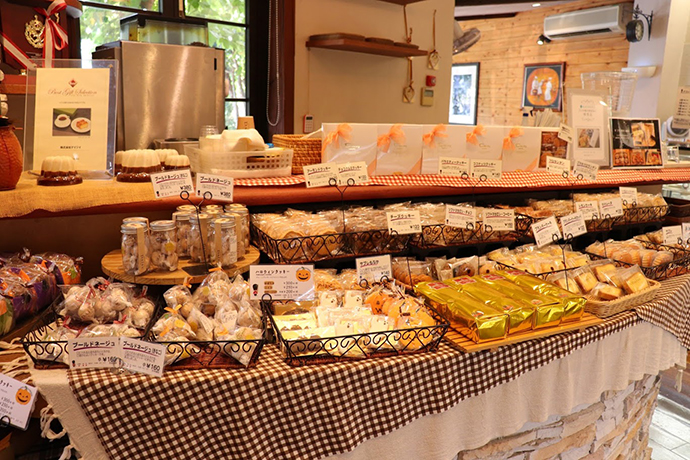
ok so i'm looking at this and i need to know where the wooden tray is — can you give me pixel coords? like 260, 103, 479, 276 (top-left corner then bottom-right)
443, 313, 604, 353
101, 246, 260, 285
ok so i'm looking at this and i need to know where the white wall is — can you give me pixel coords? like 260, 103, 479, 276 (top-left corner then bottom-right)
293, 0, 454, 134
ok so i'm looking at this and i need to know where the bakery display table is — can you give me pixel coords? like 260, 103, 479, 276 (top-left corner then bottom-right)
27, 276, 690, 460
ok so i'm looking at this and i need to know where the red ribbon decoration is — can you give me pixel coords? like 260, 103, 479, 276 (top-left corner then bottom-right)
34, 0, 69, 67
0, 33, 36, 70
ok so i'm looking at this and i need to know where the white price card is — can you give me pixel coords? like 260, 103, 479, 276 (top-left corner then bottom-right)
470, 159, 502, 180
196, 173, 234, 202
303, 162, 337, 188
120, 338, 166, 378
663, 226, 683, 246
599, 198, 624, 218
560, 212, 587, 238
445, 205, 476, 229
557, 123, 574, 143
673, 86, 690, 130
438, 157, 470, 177
249, 265, 316, 301
575, 201, 600, 220
0, 374, 38, 430
386, 210, 422, 235
546, 157, 571, 178
532, 216, 562, 248
619, 187, 638, 206
572, 160, 599, 181
683, 223, 690, 242
150, 170, 194, 199
337, 162, 369, 185
484, 209, 516, 231
356, 255, 392, 284
67, 337, 121, 370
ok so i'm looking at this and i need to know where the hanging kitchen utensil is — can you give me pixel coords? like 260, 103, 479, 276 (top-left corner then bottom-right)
403, 58, 415, 103
428, 10, 440, 70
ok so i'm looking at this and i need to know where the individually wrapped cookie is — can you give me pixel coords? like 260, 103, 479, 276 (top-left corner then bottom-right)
589, 283, 624, 301
192, 271, 233, 316
391, 257, 433, 286
59, 284, 97, 322
163, 285, 194, 318
152, 309, 196, 340
94, 283, 134, 323
449, 256, 479, 278
149, 220, 178, 271
124, 297, 156, 329
589, 259, 619, 283
217, 326, 263, 366
338, 269, 365, 290
615, 265, 651, 294
186, 307, 215, 341
546, 271, 581, 295
571, 266, 598, 294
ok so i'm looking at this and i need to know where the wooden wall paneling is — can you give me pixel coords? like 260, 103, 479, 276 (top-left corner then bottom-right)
454, 0, 631, 126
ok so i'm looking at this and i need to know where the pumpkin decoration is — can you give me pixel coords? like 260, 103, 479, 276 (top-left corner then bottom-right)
15, 386, 31, 405
0, 120, 23, 191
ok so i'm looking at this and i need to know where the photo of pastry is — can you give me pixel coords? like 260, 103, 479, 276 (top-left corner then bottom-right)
577, 128, 600, 149
610, 118, 662, 168
539, 131, 568, 167
52, 108, 91, 137
646, 149, 662, 165
613, 149, 630, 166
630, 149, 646, 165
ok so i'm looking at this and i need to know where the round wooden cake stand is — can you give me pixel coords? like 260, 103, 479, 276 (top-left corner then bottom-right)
101, 246, 260, 285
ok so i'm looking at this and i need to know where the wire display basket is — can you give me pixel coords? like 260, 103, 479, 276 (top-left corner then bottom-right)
585, 251, 690, 281
251, 223, 412, 264
264, 300, 449, 367
414, 214, 533, 248
492, 261, 578, 280
622, 205, 669, 225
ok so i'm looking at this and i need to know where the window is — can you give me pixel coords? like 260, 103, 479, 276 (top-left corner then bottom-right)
79, 0, 247, 129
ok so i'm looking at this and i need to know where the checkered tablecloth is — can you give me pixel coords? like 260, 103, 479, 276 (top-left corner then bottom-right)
67, 311, 640, 460
233, 168, 690, 188
634, 274, 690, 349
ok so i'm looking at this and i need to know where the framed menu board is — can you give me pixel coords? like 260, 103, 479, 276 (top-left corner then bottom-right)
566, 89, 610, 167
609, 118, 662, 168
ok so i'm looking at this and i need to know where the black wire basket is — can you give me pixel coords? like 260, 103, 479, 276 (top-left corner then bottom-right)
492, 260, 579, 280
585, 251, 690, 281
634, 238, 690, 259
251, 223, 412, 263
414, 214, 533, 248
622, 205, 669, 225
143, 312, 267, 370
263, 299, 449, 367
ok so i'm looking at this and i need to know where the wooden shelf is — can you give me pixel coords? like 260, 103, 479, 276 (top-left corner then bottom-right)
376, 0, 426, 4
101, 246, 260, 285
306, 38, 428, 58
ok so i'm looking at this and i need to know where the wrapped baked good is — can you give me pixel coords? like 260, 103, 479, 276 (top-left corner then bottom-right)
30, 252, 82, 285
80, 323, 140, 338
590, 283, 624, 301
616, 266, 651, 294
124, 297, 156, 329
163, 285, 194, 318
392, 258, 433, 286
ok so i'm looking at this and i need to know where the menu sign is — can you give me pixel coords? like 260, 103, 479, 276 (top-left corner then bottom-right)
33, 67, 112, 170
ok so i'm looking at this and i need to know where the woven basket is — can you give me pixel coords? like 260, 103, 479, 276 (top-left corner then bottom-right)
584, 280, 661, 318
272, 134, 322, 174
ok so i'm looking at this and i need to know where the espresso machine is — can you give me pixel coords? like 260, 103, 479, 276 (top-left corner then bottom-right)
93, 41, 225, 151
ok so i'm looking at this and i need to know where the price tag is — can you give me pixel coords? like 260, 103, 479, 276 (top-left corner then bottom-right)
67, 337, 121, 370
337, 162, 369, 185
150, 170, 194, 199
619, 187, 638, 206
557, 123, 574, 143
575, 201, 600, 220
683, 223, 690, 242
196, 173, 234, 202
484, 209, 516, 231
249, 264, 316, 300
0, 374, 37, 430
599, 198, 624, 218
303, 162, 337, 188
470, 159, 502, 180
532, 216, 562, 248
672, 86, 690, 129
438, 157, 470, 177
546, 157, 571, 177
572, 160, 599, 181
560, 212, 587, 238
356, 255, 392, 284
445, 205, 476, 229
386, 210, 422, 235
120, 338, 166, 377
663, 226, 683, 246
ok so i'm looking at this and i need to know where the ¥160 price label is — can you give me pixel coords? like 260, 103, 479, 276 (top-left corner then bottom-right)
120, 338, 166, 378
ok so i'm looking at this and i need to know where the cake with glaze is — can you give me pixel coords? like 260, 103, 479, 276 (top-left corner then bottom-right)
116, 150, 163, 182
164, 155, 190, 170
37, 156, 82, 186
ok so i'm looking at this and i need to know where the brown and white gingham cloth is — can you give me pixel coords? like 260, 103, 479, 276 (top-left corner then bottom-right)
68, 311, 640, 460
634, 273, 690, 349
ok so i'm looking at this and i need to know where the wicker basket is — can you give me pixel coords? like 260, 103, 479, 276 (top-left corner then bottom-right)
584, 280, 661, 318
272, 134, 322, 174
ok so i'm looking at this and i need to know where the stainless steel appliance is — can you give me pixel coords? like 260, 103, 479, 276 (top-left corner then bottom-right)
93, 41, 224, 150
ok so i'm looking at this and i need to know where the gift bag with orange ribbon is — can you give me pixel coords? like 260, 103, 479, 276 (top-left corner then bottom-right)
421, 124, 467, 174
375, 123, 422, 176
322, 123, 378, 177
500, 126, 541, 172
461, 124, 503, 161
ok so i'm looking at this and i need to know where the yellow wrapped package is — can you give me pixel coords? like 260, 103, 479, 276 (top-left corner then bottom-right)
443, 277, 538, 333
495, 269, 585, 322
415, 281, 508, 342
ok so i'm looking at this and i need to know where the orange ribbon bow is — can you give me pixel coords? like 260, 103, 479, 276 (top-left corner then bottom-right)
502, 127, 524, 151
322, 123, 353, 154
377, 124, 406, 153
422, 124, 448, 148
465, 125, 486, 145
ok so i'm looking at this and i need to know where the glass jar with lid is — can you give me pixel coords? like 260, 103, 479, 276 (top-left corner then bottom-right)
150, 220, 178, 271
121, 222, 150, 275
176, 204, 196, 214
210, 217, 238, 267
222, 212, 245, 257
224, 205, 250, 255
122, 216, 150, 230
172, 211, 191, 258
189, 213, 212, 263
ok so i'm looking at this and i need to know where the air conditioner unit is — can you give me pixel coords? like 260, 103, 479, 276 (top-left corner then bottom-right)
544, 3, 632, 40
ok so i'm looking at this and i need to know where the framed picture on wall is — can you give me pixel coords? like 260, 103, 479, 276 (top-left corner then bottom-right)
610, 117, 663, 168
522, 62, 565, 111
449, 62, 480, 125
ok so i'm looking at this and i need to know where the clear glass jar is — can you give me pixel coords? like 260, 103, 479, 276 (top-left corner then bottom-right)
149, 220, 178, 271
225, 205, 249, 254
202, 204, 224, 213
172, 211, 191, 258
176, 204, 196, 214
122, 216, 149, 230
210, 218, 238, 268
222, 212, 245, 257
121, 222, 150, 275
189, 213, 212, 263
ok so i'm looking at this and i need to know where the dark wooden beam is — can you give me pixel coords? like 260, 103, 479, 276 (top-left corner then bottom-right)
456, 12, 517, 20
